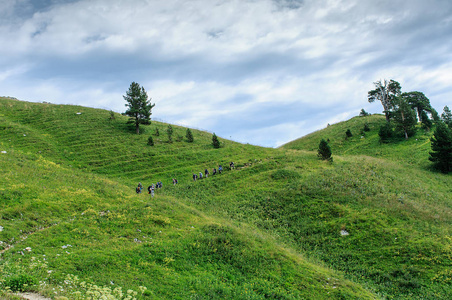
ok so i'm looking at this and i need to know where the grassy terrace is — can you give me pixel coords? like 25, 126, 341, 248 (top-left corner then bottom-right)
1, 98, 451, 299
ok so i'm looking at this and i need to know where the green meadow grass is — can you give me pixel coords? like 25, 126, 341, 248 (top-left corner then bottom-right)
1, 98, 451, 299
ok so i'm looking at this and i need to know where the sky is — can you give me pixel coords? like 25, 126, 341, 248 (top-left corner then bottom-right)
1, 0, 451, 147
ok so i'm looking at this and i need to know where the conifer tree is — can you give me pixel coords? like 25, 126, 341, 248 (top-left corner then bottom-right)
393, 97, 417, 139
212, 133, 220, 148
429, 122, 452, 173
420, 111, 433, 130
359, 109, 370, 117
368, 79, 401, 122
123, 82, 155, 134
167, 125, 173, 143
442, 106, 452, 128
186, 128, 194, 143
318, 139, 332, 161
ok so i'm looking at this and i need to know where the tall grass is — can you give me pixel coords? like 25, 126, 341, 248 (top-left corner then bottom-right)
1, 98, 451, 299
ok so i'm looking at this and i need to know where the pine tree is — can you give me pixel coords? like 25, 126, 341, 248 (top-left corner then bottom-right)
368, 79, 401, 122
212, 133, 220, 149
359, 109, 370, 117
318, 139, 332, 161
429, 122, 452, 173
392, 97, 417, 139
441, 106, 452, 128
123, 82, 155, 134
167, 125, 173, 143
186, 128, 194, 143
420, 110, 432, 130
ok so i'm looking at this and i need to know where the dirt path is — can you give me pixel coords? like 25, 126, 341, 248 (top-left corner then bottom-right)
16, 293, 51, 300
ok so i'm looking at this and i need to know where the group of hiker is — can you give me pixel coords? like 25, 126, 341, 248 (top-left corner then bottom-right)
192, 162, 234, 181
136, 179, 177, 197
135, 162, 235, 196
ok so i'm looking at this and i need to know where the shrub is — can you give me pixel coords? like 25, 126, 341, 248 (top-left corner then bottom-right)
345, 129, 353, 138
154, 128, 160, 136
378, 122, 393, 143
147, 136, 154, 146
4, 274, 37, 292
363, 123, 370, 132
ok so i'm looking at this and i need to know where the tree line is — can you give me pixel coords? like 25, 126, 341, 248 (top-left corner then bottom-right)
368, 79, 451, 173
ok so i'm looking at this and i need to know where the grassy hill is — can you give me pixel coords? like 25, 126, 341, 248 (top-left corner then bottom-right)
1, 98, 451, 299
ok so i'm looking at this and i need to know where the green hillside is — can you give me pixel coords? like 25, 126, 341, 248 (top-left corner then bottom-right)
1, 98, 451, 299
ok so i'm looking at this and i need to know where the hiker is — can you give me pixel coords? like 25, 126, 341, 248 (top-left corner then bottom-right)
137, 182, 143, 193
147, 185, 152, 194
205, 169, 209, 178
136, 186, 141, 194
213, 168, 217, 175
193, 173, 197, 181
150, 184, 155, 198
218, 165, 223, 174
199, 172, 203, 179
230, 162, 235, 170
173, 178, 178, 185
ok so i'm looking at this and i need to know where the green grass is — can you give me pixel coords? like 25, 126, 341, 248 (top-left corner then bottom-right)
1, 98, 451, 299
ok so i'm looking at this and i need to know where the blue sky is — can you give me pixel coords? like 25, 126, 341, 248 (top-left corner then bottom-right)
1, 0, 451, 147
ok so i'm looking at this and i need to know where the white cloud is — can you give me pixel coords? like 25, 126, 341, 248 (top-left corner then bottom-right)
0, 0, 451, 147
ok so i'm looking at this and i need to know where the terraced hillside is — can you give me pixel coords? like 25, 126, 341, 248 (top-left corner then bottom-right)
1, 98, 451, 299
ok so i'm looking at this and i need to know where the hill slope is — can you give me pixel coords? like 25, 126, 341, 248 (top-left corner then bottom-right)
1, 98, 451, 299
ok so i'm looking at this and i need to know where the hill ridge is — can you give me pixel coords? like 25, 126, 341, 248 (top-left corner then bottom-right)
1, 97, 451, 299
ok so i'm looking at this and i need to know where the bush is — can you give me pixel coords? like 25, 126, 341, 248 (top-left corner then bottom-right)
147, 136, 154, 146
378, 122, 393, 143
154, 128, 160, 136
363, 123, 370, 132
345, 129, 353, 138
4, 274, 37, 292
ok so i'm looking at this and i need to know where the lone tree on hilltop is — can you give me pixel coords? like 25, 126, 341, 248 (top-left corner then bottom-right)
186, 128, 194, 143
124, 82, 155, 134
429, 121, 452, 173
359, 109, 370, 117
368, 79, 401, 122
318, 139, 332, 161
212, 133, 220, 149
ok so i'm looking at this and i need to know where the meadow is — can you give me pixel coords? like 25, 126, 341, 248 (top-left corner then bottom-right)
1, 98, 451, 299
